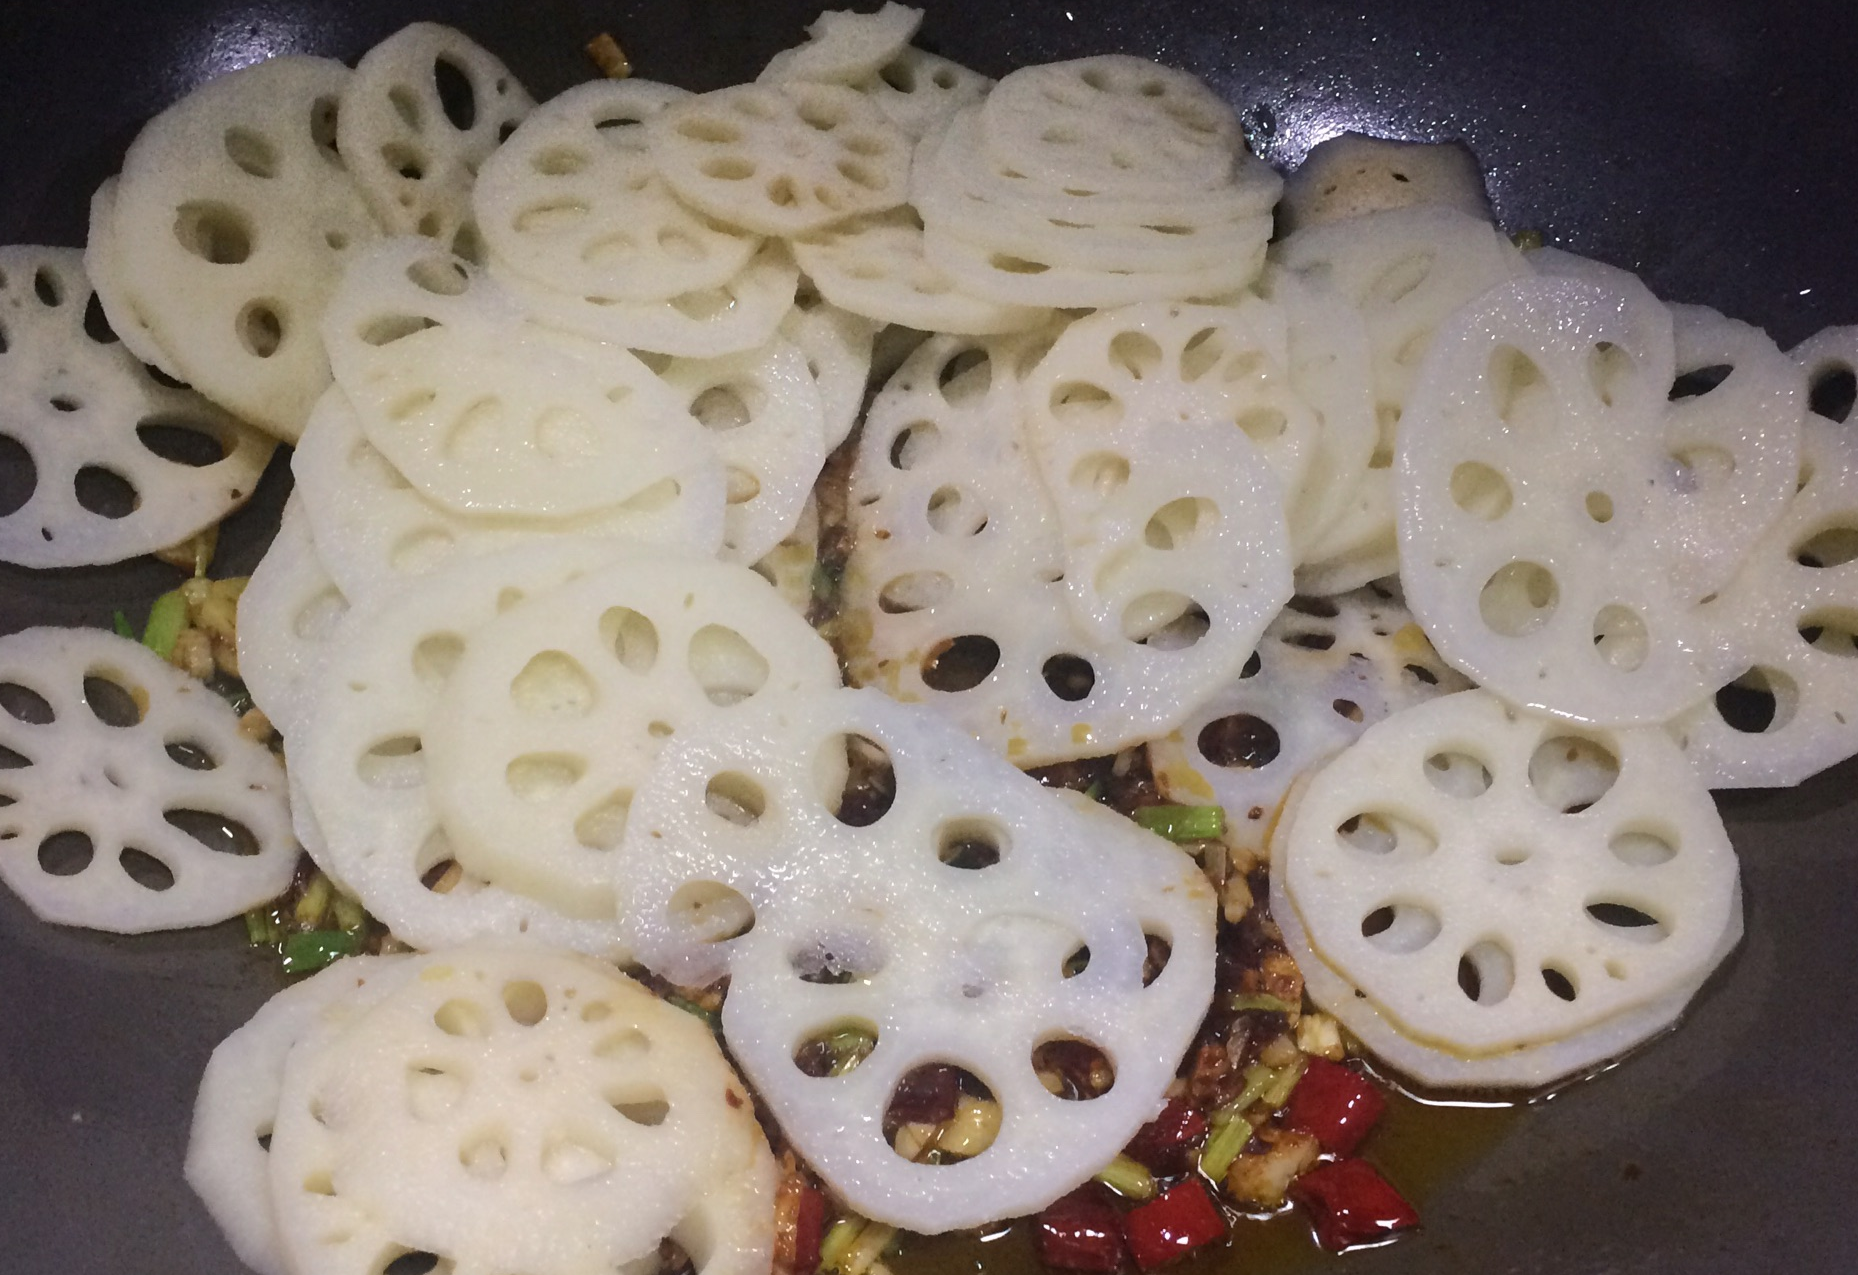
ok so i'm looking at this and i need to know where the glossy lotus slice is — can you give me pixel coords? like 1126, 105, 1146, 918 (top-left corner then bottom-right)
1148, 583, 1470, 850
294, 540, 634, 955
1395, 274, 1778, 724
267, 946, 775, 1275
1273, 854, 1744, 1091
475, 79, 761, 305
1674, 329, 1858, 786
1270, 206, 1529, 590
290, 387, 723, 607
779, 296, 877, 451
791, 208, 1052, 336
1279, 133, 1490, 234
322, 237, 704, 518
0, 627, 298, 931
0, 246, 274, 567
422, 557, 841, 920
846, 333, 1255, 764
849, 46, 992, 141
1269, 272, 1380, 556
186, 955, 417, 1275
338, 22, 534, 247
979, 56, 1243, 196
1018, 299, 1295, 664
753, 494, 822, 617
1275, 690, 1741, 1059
658, 336, 828, 563
94, 56, 381, 441
648, 82, 911, 237
235, 495, 351, 743
495, 238, 799, 357
613, 688, 1216, 1233
84, 179, 187, 379
757, 3, 923, 85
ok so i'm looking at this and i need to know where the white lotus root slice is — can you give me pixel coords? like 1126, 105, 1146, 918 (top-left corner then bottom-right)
849, 47, 992, 142
1395, 274, 1758, 725
755, 495, 822, 617
268, 945, 774, 1275
0, 627, 298, 931
1279, 133, 1490, 234
102, 55, 382, 441
84, 179, 188, 379
780, 297, 877, 451
236, 495, 351, 743
614, 687, 1216, 1232
1273, 851, 1744, 1091
791, 208, 1051, 336
0, 246, 275, 567
1270, 206, 1530, 587
495, 238, 800, 358
981, 56, 1243, 196
1149, 584, 1471, 848
1674, 331, 1858, 786
295, 540, 638, 955
1019, 299, 1296, 662
648, 82, 911, 237
758, 4, 923, 85
338, 22, 535, 247
846, 333, 1262, 764
659, 336, 829, 563
1276, 689, 1741, 1057
291, 386, 724, 606
186, 955, 416, 1275
422, 556, 842, 920
323, 236, 705, 518
476, 79, 761, 305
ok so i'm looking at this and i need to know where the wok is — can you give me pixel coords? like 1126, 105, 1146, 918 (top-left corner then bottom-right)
2, 1, 1856, 1272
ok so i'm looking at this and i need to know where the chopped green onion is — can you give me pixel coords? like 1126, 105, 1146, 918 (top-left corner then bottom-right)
1082, 779, 1105, 803
1093, 1153, 1157, 1200
243, 908, 280, 948
331, 891, 367, 935
141, 590, 189, 660
667, 995, 721, 1031
1133, 803, 1225, 843
1226, 993, 1297, 1015
112, 611, 134, 639
1260, 1056, 1306, 1108
293, 871, 333, 929
281, 929, 359, 976
1512, 228, 1545, 251
826, 1026, 877, 1076
811, 562, 840, 601
1198, 1107, 1253, 1182
819, 1217, 866, 1270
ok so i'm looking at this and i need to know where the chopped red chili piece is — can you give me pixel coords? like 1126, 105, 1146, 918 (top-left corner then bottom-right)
1122, 1180, 1226, 1271
1288, 1158, 1419, 1252
883, 1063, 961, 1133
1282, 1057, 1387, 1157
1122, 1098, 1210, 1177
792, 1182, 826, 1273
1035, 1183, 1128, 1272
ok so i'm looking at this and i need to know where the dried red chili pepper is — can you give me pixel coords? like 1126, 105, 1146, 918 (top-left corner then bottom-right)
1282, 1057, 1387, 1157
1288, 1158, 1419, 1252
1122, 1180, 1226, 1271
1122, 1098, 1210, 1177
1035, 1183, 1128, 1272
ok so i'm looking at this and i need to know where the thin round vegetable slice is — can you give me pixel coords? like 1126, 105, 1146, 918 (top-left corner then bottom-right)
0, 627, 299, 931
101, 56, 381, 441
757, 3, 924, 85
849, 46, 991, 141
337, 22, 535, 247
268, 945, 774, 1275
235, 495, 351, 743
779, 296, 878, 451
614, 687, 1217, 1233
1276, 690, 1742, 1056
475, 79, 761, 305
0, 246, 274, 567
422, 556, 842, 920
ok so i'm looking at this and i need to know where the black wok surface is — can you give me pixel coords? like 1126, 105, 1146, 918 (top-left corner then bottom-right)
3, 2, 1856, 1273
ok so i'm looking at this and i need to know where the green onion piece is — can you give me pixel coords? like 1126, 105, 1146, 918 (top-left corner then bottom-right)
1133, 803, 1226, 842
293, 872, 334, 929
826, 1026, 877, 1076
1082, 779, 1104, 803
141, 590, 189, 659
1512, 228, 1545, 251
1226, 993, 1297, 1015
1093, 1153, 1157, 1200
667, 995, 722, 1031
810, 563, 839, 601
1260, 1056, 1306, 1109
242, 908, 279, 947
331, 891, 367, 934
112, 611, 134, 639
280, 929, 359, 976
819, 1217, 866, 1270
1197, 1109, 1253, 1182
